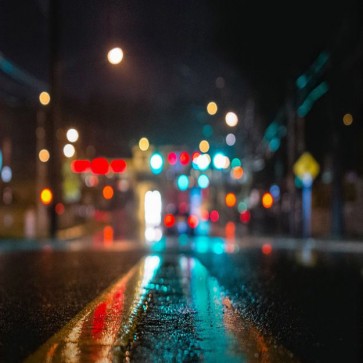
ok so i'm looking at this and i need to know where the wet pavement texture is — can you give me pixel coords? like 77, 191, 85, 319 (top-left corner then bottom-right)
0, 236, 362, 362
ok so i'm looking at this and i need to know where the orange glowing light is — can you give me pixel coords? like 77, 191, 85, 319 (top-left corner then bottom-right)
225, 192, 237, 207
225, 221, 236, 239
102, 186, 114, 200
103, 225, 114, 246
262, 192, 273, 208
231, 166, 244, 179
188, 215, 199, 229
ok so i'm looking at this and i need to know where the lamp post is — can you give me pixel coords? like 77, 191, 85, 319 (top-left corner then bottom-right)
47, 0, 124, 237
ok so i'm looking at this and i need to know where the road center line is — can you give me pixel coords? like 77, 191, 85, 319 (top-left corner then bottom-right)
24, 256, 161, 363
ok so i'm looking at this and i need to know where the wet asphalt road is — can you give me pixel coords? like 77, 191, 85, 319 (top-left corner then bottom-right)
0, 236, 362, 363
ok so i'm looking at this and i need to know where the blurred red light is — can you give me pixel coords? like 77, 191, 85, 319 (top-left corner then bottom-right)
91, 157, 109, 175
180, 151, 190, 165
210, 210, 219, 223
71, 159, 91, 173
262, 243, 272, 255
192, 151, 200, 161
188, 215, 199, 229
167, 152, 177, 165
55, 202, 65, 215
164, 214, 176, 228
110, 159, 127, 173
240, 210, 251, 224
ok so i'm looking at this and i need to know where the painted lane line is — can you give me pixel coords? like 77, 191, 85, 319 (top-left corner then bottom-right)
24, 256, 161, 363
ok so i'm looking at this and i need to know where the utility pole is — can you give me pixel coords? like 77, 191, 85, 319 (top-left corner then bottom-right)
48, 0, 62, 238
285, 90, 297, 236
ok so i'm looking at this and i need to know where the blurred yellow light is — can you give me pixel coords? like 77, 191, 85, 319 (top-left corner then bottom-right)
225, 192, 237, 207
103, 185, 114, 200
39, 91, 50, 106
262, 192, 273, 208
199, 140, 210, 153
139, 137, 150, 151
207, 101, 218, 115
343, 113, 353, 126
107, 47, 123, 65
225, 112, 238, 127
39, 149, 50, 162
40, 188, 53, 205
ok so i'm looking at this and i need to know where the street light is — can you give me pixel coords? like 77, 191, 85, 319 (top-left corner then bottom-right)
107, 47, 124, 65
47, 38, 124, 237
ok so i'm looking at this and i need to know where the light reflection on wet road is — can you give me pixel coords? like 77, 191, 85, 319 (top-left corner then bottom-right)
1, 235, 362, 362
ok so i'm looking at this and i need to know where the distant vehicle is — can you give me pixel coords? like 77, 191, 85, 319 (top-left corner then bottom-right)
163, 211, 210, 236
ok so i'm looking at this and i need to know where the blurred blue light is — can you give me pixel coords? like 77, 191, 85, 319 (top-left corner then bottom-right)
269, 184, 280, 199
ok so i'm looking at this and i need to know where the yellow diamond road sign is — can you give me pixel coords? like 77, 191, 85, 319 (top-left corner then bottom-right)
293, 152, 320, 180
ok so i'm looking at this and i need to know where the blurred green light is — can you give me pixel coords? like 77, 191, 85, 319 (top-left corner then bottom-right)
231, 158, 241, 168
296, 74, 308, 89
177, 174, 189, 191
150, 153, 164, 174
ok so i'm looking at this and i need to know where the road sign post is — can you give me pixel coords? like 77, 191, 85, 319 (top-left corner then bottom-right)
293, 152, 320, 238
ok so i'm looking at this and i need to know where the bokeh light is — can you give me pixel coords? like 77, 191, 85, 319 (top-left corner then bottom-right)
206, 101, 218, 115
343, 113, 353, 126
225, 192, 237, 207
39, 91, 50, 106
107, 47, 123, 65
66, 128, 79, 142
63, 144, 76, 158
199, 140, 210, 153
139, 137, 150, 151
226, 133, 236, 146
225, 111, 238, 127
102, 185, 114, 199
38, 149, 50, 162
262, 192, 274, 208
40, 188, 53, 205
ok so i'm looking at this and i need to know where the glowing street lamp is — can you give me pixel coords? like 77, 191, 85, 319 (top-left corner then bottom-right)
39, 91, 51, 106
107, 47, 124, 65
225, 111, 238, 127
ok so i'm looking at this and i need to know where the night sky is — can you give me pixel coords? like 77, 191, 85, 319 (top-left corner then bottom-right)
0, 0, 362, 164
